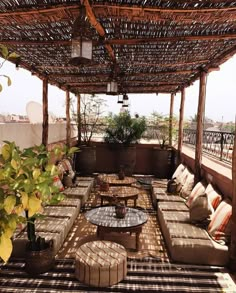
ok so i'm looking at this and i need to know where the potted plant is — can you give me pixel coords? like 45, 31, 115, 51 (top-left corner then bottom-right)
104, 111, 147, 175
150, 112, 177, 178
71, 94, 107, 175
0, 141, 71, 273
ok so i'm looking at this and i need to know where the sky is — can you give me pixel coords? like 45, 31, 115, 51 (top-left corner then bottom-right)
0, 54, 235, 122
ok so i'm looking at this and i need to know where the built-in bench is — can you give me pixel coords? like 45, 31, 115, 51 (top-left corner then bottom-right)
152, 163, 232, 266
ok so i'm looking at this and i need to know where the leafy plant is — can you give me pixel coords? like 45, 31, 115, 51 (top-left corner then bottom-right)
0, 142, 73, 263
0, 44, 19, 92
150, 112, 178, 148
104, 111, 147, 146
71, 94, 107, 146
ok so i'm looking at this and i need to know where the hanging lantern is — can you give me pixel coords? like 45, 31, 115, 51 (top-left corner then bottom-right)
117, 95, 123, 104
107, 80, 118, 95
122, 94, 129, 107
69, 4, 93, 65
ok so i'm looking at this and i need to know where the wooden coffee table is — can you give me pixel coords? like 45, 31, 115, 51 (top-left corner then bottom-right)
99, 186, 139, 207
98, 174, 136, 186
85, 206, 148, 251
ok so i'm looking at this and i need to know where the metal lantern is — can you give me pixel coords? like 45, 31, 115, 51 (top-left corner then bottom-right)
69, 5, 93, 65
117, 95, 123, 104
107, 80, 118, 95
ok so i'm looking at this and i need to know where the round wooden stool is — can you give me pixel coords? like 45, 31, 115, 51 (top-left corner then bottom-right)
75, 240, 127, 287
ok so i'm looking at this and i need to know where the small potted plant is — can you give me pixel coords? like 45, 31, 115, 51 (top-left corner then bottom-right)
0, 141, 72, 274
104, 111, 147, 175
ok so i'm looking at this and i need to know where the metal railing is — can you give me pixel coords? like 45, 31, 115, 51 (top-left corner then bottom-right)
183, 129, 234, 163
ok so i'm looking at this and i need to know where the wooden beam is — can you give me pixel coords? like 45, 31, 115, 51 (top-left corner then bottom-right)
66, 90, 71, 147
169, 93, 175, 147
93, 4, 236, 14
230, 121, 236, 271
106, 33, 236, 46
42, 77, 48, 146
51, 70, 194, 78
77, 93, 81, 145
178, 88, 185, 161
84, 0, 115, 62
2, 32, 236, 47
194, 71, 207, 184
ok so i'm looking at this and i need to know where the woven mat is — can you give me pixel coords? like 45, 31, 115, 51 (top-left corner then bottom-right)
57, 186, 169, 260
1, 258, 236, 292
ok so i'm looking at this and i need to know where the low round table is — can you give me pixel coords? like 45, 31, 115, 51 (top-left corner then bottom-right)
98, 174, 136, 186
99, 186, 139, 207
85, 206, 148, 251
75, 240, 127, 287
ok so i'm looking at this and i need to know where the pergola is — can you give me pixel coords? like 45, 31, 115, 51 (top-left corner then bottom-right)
0, 0, 236, 269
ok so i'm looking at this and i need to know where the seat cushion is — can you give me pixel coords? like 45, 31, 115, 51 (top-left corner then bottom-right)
158, 201, 188, 212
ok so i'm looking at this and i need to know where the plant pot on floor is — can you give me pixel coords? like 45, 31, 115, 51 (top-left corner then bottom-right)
152, 147, 172, 179
75, 145, 96, 175
25, 239, 55, 275
116, 145, 136, 176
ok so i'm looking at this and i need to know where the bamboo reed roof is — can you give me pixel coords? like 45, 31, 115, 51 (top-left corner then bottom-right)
1, 1, 236, 95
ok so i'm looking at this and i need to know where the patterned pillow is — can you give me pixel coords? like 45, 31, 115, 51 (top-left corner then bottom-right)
62, 158, 75, 180
53, 175, 65, 191
205, 183, 222, 209
179, 172, 194, 199
189, 193, 214, 223
186, 181, 206, 207
172, 163, 185, 180
207, 199, 232, 245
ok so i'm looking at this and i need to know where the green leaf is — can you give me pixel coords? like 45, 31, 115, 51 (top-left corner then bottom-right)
0, 234, 12, 263
4, 195, 16, 214
8, 52, 20, 59
0, 45, 9, 59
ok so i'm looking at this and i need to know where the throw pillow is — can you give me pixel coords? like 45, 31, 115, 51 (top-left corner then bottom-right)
207, 199, 232, 245
176, 167, 189, 192
172, 163, 185, 180
186, 181, 206, 207
189, 193, 214, 223
53, 175, 65, 191
179, 172, 194, 199
205, 183, 222, 210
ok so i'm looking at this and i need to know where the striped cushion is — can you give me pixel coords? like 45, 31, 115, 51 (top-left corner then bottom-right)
186, 181, 206, 207
205, 184, 222, 209
207, 199, 232, 245
53, 175, 64, 191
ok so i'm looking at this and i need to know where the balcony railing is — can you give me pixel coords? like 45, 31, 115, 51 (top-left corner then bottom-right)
183, 129, 234, 164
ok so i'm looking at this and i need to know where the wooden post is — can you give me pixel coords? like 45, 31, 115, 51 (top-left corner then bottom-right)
66, 90, 71, 147
177, 88, 185, 162
194, 70, 207, 184
229, 122, 236, 271
77, 93, 81, 145
42, 77, 48, 146
169, 93, 175, 146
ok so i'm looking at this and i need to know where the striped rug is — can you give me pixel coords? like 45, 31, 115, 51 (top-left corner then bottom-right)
0, 258, 236, 292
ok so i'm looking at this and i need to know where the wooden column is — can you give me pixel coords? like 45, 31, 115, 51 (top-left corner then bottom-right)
194, 71, 207, 184
177, 88, 185, 162
169, 93, 175, 146
77, 93, 81, 145
229, 123, 236, 271
66, 90, 71, 147
42, 77, 48, 146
